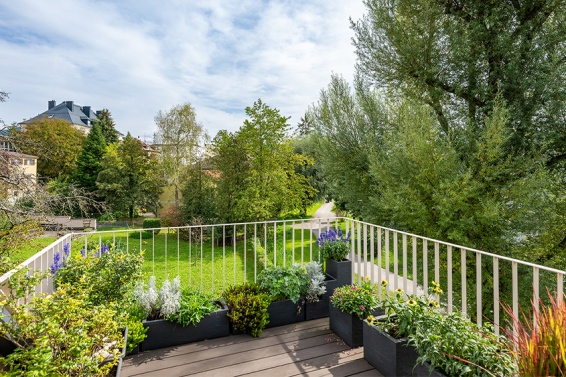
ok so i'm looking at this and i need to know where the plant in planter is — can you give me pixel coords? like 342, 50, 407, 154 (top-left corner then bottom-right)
367, 281, 516, 377
305, 261, 338, 320
132, 276, 181, 321
257, 265, 309, 327
0, 274, 125, 376
224, 283, 270, 338
502, 291, 566, 377
329, 276, 380, 347
317, 228, 351, 286
305, 261, 327, 303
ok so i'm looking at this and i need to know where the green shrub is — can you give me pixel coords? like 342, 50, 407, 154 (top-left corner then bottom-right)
224, 283, 270, 338
143, 218, 161, 234
129, 231, 153, 239
52, 242, 144, 307
330, 276, 379, 319
125, 316, 147, 354
257, 265, 308, 303
0, 281, 124, 376
168, 288, 218, 326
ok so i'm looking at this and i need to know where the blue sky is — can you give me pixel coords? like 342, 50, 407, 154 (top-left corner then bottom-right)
0, 1, 366, 141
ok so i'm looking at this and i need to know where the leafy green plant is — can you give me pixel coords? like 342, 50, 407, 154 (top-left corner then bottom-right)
369, 281, 516, 376
129, 231, 153, 239
257, 265, 308, 303
0, 280, 125, 376
125, 316, 147, 354
143, 218, 161, 234
502, 291, 566, 377
168, 288, 218, 326
317, 228, 350, 260
330, 276, 379, 319
305, 261, 326, 303
52, 242, 144, 307
224, 283, 270, 338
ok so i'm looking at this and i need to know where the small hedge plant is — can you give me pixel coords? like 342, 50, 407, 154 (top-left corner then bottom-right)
143, 218, 161, 234
168, 288, 219, 326
224, 283, 270, 338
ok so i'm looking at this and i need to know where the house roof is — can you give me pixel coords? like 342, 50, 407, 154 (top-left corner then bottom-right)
4, 150, 38, 159
21, 101, 97, 128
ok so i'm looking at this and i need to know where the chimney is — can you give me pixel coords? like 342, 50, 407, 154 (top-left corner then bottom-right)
65, 101, 74, 111
48, 100, 56, 110
83, 106, 91, 116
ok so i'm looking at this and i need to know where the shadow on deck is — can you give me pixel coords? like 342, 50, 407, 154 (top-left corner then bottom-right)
121, 318, 382, 377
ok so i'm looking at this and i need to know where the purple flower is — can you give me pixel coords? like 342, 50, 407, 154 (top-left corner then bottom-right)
63, 243, 70, 256
99, 244, 110, 255
80, 248, 86, 258
360, 305, 365, 311
50, 252, 63, 275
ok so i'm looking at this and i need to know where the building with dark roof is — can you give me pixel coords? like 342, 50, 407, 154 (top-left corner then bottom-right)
19, 100, 98, 134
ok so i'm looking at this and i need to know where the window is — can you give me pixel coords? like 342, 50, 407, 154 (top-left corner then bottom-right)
25, 159, 35, 166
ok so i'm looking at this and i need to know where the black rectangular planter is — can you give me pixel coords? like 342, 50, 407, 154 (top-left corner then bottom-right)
362, 320, 444, 377
141, 301, 229, 351
325, 258, 352, 287
329, 301, 364, 347
305, 275, 339, 320
265, 298, 305, 328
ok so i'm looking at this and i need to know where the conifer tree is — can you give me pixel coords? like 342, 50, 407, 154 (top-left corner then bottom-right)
72, 123, 106, 193
95, 109, 119, 145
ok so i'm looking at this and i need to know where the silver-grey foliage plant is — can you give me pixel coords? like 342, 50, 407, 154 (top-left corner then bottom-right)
159, 276, 181, 318
305, 261, 326, 303
133, 275, 181, 319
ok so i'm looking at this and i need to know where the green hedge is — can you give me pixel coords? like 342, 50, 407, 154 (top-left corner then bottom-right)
142, 218, 161, 234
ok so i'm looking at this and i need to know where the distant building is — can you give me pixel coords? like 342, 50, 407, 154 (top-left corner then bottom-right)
19, 100, 99, 134
2, 151, 38, 201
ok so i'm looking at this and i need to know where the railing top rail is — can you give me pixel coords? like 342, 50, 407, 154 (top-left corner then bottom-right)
345, 217, 566, 276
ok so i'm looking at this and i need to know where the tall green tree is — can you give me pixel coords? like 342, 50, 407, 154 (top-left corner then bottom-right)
18, 118, 86, 179
95, 109, 119, 145
97, 133, 162, 218
154, 103, 206, 208
71, 123, 106, 193
352, 0, 566, 163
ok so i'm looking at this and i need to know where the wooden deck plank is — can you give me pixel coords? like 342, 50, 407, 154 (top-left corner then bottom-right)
121, 318, 383, 377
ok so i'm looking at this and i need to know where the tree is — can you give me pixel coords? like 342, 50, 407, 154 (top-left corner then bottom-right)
154, 103, 206, 208
351, 0, 566, 164
97, 133, 163, 218
95, 109, 119, 145
17, 118, 86, 180
72, 123, 106, 193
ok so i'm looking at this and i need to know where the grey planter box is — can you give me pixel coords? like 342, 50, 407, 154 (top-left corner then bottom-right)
329, 302, 383, 348
265, 297, 306, 328
363, 321, 446, 377
325, 258, 352, 287
141, 301, 229, 351
305, 275, 339, 320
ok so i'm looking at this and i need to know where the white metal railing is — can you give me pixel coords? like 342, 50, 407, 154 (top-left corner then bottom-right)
1, 217, 564, 333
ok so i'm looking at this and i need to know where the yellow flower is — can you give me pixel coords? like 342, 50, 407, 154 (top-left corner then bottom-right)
364, 275, 370, 281
432, 281, 440, 287
406, 299, 417, 306
429, 301, 440, 308
366, 315, 375, 325
380, 280, 388, 287
395, 288, 404, 295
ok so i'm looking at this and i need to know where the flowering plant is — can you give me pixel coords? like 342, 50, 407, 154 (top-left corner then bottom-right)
330, 276, 379, 319
317, 228, 351, 260
368, 280, 442, 339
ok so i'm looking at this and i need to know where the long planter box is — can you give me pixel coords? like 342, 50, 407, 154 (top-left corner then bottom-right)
141, 301, 229, 351
265, 297, 306, 328
305, 275, 339, 320
329, 302, 384, 348
325, 258, 352, 287
363, 320, 446, 377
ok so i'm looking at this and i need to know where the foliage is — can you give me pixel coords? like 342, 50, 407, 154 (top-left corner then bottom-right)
304, 261, 326, 303
330, 276, 379, 319
132, 276, 182, 320
143, 218, 161, 233
180, 163, 217, 223
317, 228, 350, 260
352, 0, 566, 165
0, 281, 124, 376
97, 133, 163, 218
129, 230, 153, 239
167, 288, 218, 327
502, 292, 566, 377
17, 118, 86, 179
370, 281, 516, 376
257, 265, 309, 303
52, 242, 144, 307
94, 108, 119, 145
223, 283, 270, 338
71, 123, 107, 196
125, 315, 147, 354
154, 102, 207, 209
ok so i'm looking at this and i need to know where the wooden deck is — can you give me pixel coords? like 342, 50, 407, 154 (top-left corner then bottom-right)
121, 318, 383, 377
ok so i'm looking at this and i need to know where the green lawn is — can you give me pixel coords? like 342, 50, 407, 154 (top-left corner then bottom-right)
69, 224, 320, 297
9, 236, 58, 262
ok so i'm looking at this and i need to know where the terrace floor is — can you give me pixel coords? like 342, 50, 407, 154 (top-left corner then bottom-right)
121, 318, 383, 377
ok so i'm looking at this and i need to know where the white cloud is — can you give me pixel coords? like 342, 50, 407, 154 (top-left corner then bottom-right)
0, 0, 367, 138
